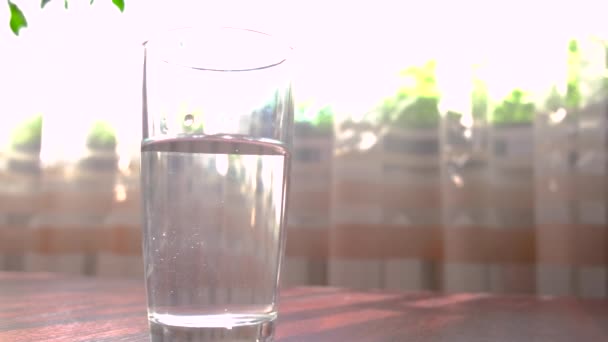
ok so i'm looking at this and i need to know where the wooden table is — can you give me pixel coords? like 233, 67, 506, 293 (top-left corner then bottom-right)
1, 272, 608, 341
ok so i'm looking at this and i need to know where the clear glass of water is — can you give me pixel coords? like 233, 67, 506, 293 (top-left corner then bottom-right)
141, 27, 293, 342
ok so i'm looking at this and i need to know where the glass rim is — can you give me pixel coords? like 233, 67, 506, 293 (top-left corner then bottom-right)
143, 26, 292, 72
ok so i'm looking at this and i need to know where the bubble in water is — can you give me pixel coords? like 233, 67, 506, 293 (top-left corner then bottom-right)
183, 114, 195, 127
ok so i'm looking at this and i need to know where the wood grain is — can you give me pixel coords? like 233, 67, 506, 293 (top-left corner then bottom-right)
1, 272, 607, 341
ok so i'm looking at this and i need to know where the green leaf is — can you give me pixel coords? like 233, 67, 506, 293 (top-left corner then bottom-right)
8, 1, 27, 35
41, 0, 51, 8
112, 0, 124, 12
64, 0, 68, 9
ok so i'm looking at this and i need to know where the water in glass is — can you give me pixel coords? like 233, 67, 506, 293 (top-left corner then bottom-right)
141, 134, 289, 341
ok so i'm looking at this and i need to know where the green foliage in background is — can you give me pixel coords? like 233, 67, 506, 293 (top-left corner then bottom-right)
605, 42, 608, 68
294, 101, 310, 123
542, 39, 588, 113
181, 116, 204, 134
174, 103, 204, 134
471, 69, 488, 121
313, 106, 334, 132
7, 0, 124, 35
86, 120, 117, 151
11, 114, 43, 152
295, 101, 334, 133
490, 39, 587, 125
545, 86, 564, 112
381, 60, 441, 128
603, 41, 608, 94
566, 39, 582, 109
492, 89, 536, 125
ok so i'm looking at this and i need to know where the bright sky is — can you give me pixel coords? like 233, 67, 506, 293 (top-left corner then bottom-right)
0, 1, 606, 161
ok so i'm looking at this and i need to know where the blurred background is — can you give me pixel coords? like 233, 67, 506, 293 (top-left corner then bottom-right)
0, 1, 606, 297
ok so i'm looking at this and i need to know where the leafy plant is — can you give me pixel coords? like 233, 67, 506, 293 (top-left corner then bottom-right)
380, 60, 441, 128
566, 39, 582, 109
602, 40, 608, 97
313, 106, 334, 132
471, 69, 488, 121
604, 42, 608, 92
174, 102, 204, 134
294, 100, 313, 123
544, 86, 564, 112
541, 39, 587, 112
181, 115, 204, 134
295, 101, 334, 133
605, 42, 608, 69
11, 114, 43, 152
86, 120, 117, 151
445, 110, 463, 120
492, 89, 536, 125
8, 0, 125, 35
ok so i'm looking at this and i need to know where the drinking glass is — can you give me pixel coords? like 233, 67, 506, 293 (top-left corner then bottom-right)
141, 27, 293, 341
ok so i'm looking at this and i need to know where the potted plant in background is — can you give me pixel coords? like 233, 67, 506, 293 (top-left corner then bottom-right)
439, 67, 494, 294
380, 60, 441, 229
7, 114, 43, 174
488, 87, 536, 206
486, 87, 536, 293
328, 61, 443, 291
76, 120, 120, 275
98, 134, 144, 279
82, 120, 118, 170
27, 119, 121, 275
0, 114, 43, 271
534, 39, 579, 298
492, 89, 536, 168
536, 37, 608, 298
329, 104, 389, 289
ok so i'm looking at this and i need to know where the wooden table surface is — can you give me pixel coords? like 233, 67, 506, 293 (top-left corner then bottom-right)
1, 271, 608, 342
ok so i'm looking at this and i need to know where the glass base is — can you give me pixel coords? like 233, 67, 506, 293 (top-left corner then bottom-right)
149, 314, 276, 342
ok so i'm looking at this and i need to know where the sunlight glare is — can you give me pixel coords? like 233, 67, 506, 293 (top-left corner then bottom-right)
114, 184, 127, 202
549, 108, 567, 125
357, 132, 377, 151
450, 174, 464, 188
250, 207, 256, 228
118, 155, 131, 175
215, 154, 229, 176
459, 115, 474, 129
